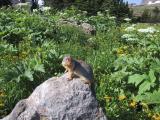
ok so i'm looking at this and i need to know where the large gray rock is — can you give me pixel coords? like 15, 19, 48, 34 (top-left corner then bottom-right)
1, 74, 107, 120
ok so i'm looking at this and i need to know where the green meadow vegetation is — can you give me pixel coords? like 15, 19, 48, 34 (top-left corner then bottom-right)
0, 6, 160, 120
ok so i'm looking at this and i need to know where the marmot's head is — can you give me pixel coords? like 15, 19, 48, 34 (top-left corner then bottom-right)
62, 55, 73, 67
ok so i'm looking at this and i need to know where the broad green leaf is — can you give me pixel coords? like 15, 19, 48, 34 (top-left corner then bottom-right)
138, 81, 151, 94
145, 90, 160, 104
34, 64, 45, 73
16, 76, 21, 83
128, 74, 147, 87
149, 69, 156, 83
136, 90, 160, 104
23, 70, 33, 81
150, 59, 160, 72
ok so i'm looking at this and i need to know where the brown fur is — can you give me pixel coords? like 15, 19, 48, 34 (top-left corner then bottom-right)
62, 55, 93, 86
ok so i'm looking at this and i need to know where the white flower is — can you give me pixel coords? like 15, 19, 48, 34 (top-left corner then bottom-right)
77, 14, 81, 17
124, 18, 131, 22
127, 38, 139, 42
109, 16, 116, 20
137, 27, 159, 33
121, 34, 134, 39
33, 9, 38, 12
97, 11, 103, 16
121, 34, 138, 42
43, 7, 51, 11
125, 26, 135, 32
82, 11, 87, 15
59, 12, 67, 16
131, 24, 136, 27
105, 10, 109, 12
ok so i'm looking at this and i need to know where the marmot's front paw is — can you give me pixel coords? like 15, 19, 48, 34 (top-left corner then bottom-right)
84, 81, 91, 86
67, 77, 73, 81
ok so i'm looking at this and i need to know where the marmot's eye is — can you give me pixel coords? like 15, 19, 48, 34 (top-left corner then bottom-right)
66, 57, 71, 61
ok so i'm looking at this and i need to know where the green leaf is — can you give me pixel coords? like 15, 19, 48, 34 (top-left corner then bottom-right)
149, 69, 156, 83
16, 76, 21, 83
136, 90, 160, 104
23, 70, 33, 81
138, 81, 151, 94
151, 59, 160, 72
146, 90, 160, 104
128, 74, 147, 87
34, 64, 45, 73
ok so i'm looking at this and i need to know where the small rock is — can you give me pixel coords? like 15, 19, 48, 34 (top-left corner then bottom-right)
81, 23, 96, 35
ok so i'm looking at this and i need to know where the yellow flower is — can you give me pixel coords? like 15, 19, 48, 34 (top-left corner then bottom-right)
0, 91, 6, 97
0, 103, 4, 107
152, 114, 160, 120
117, 48, 124, 55
130, 100, 136, 108
141, 102, 149, 111
118, 95, 126, 101
116, 46, 129, 56
22, 51, 27, 55
148, 113, 152, 118
104, 96, 112, 101
0, 92, 3, 96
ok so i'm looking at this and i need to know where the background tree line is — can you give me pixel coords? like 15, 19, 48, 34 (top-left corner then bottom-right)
141, 7, 160, 23
0, 0, 132, 21
0, 0, 12, 7
45, 0, 132, 19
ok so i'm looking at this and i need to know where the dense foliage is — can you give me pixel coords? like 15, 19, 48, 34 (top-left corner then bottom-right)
0, 0, 12, 7
0, 0, 132, 21
0, 7, 160, 120
45, 0, 132, 19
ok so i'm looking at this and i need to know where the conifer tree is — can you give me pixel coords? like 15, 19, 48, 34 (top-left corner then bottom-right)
0, 0, 12, 7
45, 0, 132, 19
